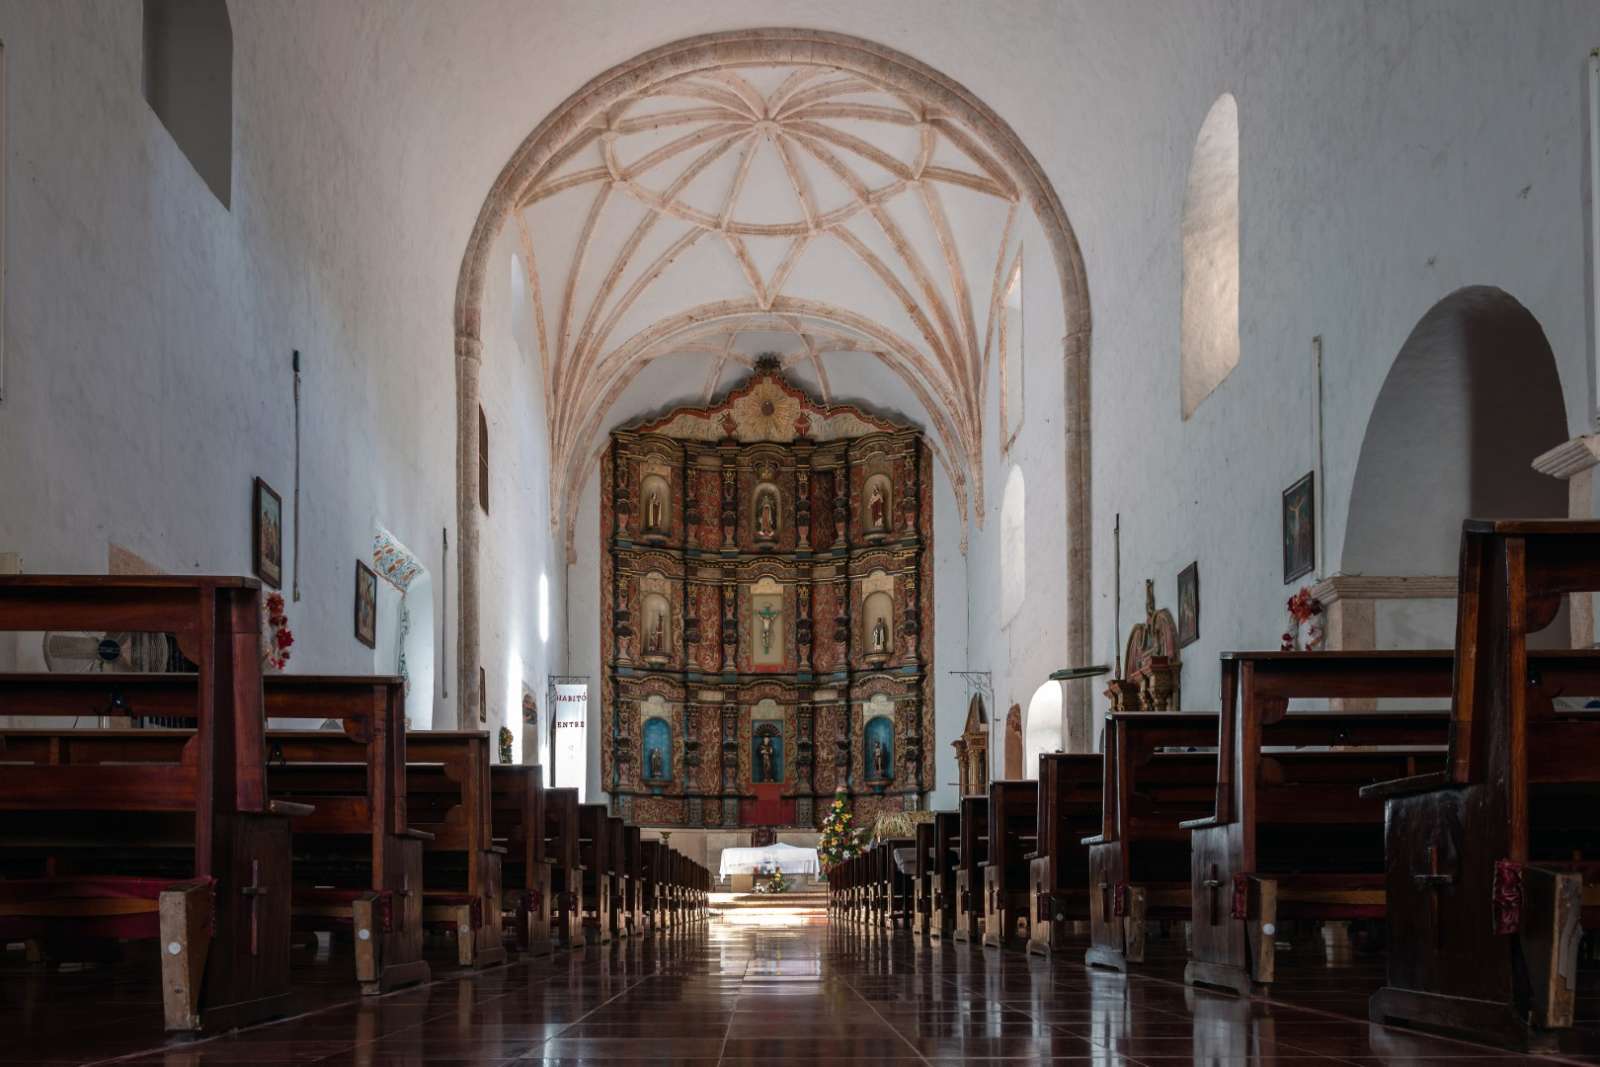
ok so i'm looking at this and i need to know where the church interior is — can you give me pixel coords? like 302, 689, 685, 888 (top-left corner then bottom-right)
5, 2, 1600, 1064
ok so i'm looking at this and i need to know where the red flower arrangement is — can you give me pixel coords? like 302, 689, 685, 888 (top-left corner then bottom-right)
1280, 586, 1324, 651
263, 592, 294, 671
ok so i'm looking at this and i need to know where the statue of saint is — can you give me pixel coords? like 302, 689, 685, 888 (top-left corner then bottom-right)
648, 745, 663, 779
868, 482, 887, 530
756, 492, 777, 539
646, 612, 664, 655
871, 615, 889, 653
757, 733, 776, 781
870, 738, 887, 779
645, 488, 664, 532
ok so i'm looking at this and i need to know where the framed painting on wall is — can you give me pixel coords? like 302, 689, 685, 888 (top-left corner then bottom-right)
1177, 561, 1199, 647
354, 560, 377, 649
252, 478, 283, 590
1282, 472, 1315, 584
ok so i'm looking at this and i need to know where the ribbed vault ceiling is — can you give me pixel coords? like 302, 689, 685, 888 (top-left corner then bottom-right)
513, 61, 1036, 546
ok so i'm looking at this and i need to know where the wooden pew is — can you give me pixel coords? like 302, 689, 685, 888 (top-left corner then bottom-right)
0, 575, 293, 1033
1025, 753, 1103, 956
927, 809, 960, 939
489, 763, 554, 957
1364, 520, 1600, 1047
911, 820, 936, 937
262, 675, 430, 994
981, 779, 1039, 949
401, 731, 507, 968
606, 815, 630, 938
1183, 651, 1454, 996
641, 839, 668, 932
952, 794, 988, 943
1083, 711, 1218, 972
544, 787, 584, 947
622, 825, 643, 935
881, 837, 916, 929
577, 804, 612, 943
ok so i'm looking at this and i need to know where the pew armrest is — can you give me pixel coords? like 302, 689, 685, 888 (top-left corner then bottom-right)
489, 845, 509, 855
268, 799, 316, 818
1358, 769, 1451, 801
1080, 834, 1106, 846
400, 827, 436, 842
1178, 814, 1226, 830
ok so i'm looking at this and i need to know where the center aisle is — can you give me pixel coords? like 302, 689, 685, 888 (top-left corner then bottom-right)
108, 909, 1578, 1065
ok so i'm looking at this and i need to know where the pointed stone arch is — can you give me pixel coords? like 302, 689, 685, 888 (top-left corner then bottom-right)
451, 29, 1092, 738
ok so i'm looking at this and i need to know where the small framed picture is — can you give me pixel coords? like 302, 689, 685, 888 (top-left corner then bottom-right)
1177, 561, 1200, 648
354, 560, 378, 649
1282, 472, 1316, 584
252, 478, 283, 590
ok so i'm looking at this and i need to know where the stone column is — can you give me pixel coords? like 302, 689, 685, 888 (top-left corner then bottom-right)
1311, 575, 1455, 709
1061, 329, 1093, 752
1533, 434, 1600, 646
456, 334, 483, 729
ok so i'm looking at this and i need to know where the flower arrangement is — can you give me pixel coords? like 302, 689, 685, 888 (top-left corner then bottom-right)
1280, 586, 1324, 652
263, 592, 294, 671
818, 790, 864, 868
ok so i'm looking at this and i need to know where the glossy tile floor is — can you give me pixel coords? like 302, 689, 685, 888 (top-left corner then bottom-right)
8, 912, 1600, 1066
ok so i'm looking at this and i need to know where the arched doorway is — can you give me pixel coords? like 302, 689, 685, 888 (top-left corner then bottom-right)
1340, 286, 1568, 650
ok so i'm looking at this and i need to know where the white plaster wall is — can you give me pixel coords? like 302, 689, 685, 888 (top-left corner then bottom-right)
0, 3, 458, 728
475, 228, 567, 761
4, 0, 1599, 772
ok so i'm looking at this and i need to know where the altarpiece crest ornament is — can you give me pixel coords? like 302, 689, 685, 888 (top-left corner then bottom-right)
1106, 579, 1181, 711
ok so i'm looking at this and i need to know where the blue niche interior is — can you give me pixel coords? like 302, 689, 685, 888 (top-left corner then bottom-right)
642, 717, 672, 788
863, 715, 894, 783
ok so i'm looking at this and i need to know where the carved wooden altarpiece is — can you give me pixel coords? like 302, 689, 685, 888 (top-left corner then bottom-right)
600, 361, 935, 829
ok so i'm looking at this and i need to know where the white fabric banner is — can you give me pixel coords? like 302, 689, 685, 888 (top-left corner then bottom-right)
552, 682, 588, 801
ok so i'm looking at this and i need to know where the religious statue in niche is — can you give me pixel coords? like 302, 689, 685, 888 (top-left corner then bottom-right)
644, 486, 665, 533
754, 487, 779, 541
643, 600, 669, 662
642, 716, 671, 782
752, 723, 783, 783
867, 480, 889, 533
871, 615, 890, 654
863, 715, 894, 790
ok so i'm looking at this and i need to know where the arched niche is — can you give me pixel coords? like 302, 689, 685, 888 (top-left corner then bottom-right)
863, 473, 893, 535
1180, 93, 1240, 419
639, 473, 671, 535
642, 715, 672, 782
752, 701, 784, 783
863, 710, 894, 784
1343, 286, 1568, 648
862, 589, 894, 658
1023, 682, 1063, 777
640, 590, 671, 660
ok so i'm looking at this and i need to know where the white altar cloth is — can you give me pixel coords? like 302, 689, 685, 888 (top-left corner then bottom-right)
718, 842, 821, 877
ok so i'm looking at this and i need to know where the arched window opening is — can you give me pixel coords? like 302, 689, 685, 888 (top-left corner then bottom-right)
143, 0, 232, 207
1180, 93, 1239, 419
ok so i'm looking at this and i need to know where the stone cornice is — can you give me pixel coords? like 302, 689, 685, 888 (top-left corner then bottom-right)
1311, 574, 1457, 604
1532, 434, 1600, 480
